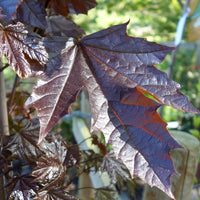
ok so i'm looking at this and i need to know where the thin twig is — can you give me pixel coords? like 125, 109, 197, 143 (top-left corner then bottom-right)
8, 75, 19, 111
177, 0, 184, 7
66, 155, 103, 169
18, 81, 36, 85
66, 165, 95, 187
0, 64, 9, 72
78, 136, 93, 146
69, 186, 116, 192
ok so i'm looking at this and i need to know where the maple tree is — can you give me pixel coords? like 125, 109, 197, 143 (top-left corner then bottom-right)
0, 0, 199, 200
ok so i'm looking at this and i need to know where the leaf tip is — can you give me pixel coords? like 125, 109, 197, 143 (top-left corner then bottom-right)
125, 19, 130, 25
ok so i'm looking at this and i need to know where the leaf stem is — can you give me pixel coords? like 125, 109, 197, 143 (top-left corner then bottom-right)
0, 64, 9, 72
8, 75, 19, 111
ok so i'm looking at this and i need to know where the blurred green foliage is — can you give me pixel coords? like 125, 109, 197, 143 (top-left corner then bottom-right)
73, 0, 182, 41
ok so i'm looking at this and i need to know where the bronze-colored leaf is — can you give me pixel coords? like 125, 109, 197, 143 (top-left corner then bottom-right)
16, 0, 47, 29
5, 174, 37, 200
35, 188, 78, 200
4, 118, 42, 161
32, 134, 67, 187
26, 23, 199, 198
45, 15, 84, 38
101, 151, 130, 183
49, 0, 97, 16
0, 22, 48, 78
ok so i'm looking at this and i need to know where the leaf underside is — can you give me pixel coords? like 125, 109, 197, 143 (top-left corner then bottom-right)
36, 188, 78, 200
32, 134, 67, 187
5, 174, 37, 200
26, 23, 199, 198
3, 118, 42, 161
101, 151, 130, 183
0, 22, 48, 78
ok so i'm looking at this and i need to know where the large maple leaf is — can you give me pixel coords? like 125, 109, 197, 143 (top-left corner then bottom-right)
26, 23, 199, 198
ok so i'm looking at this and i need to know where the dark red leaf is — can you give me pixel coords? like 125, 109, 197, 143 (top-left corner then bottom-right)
81, 22, 199, 113
64, 144, 80, 168
4, 118, 42, 161
16, 0, 47, 29
32, 155, 65, 187
0, 22, 48, 78
26, 23, 199, 198
26, 23, 198, 140
45, 15, 84, 38
101, 151, 130, 183
0, 0, 22, 22
90, 87, 180, 198
35, 188, 78, 200
41, 36, 70, 74
32, 134, 67, 187
5, 174, 37, 200
49, 0, 97, 16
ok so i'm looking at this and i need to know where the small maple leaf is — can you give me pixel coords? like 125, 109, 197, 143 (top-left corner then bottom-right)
35, 188, 78, 200
101, 151, 130, 183
32, 155, 65, 188
32, 134, 68, 188
26, 22, 199, 198
3, 118, 42, 161
0, 22, 48, 78
5, 174, 37, 199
